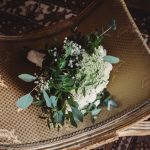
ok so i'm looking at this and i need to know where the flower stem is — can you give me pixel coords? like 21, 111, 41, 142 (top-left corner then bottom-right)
99, 26, 112, 37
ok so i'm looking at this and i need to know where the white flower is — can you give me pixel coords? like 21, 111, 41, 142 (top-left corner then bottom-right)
64, 37, 68, 40
75, 63, 80, 67
81, 109, 86, 115
53, 51, 57, 57
69, 60, 73, 63
63, 39, 82, 56
94, 100, 100, 107
40, 81, 49, 91
70, 45, 113, 110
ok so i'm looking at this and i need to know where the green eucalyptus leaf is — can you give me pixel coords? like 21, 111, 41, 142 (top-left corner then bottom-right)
59, 60, 66, 69
16, 93, 33, 109
43, 90, 52, 108
53, 110, 64, 124
91, 108, 101, 116
71, 107, 83, 122
50, 96, 57, 108
63, 78, 74, 87
65, 46, 72, 57
104, 95, 112, 104
43, 90, 57, 108
18, 74, 36, 82
75, 87, 78, 94
107, 100, 118, 111
87, 103, 95, 111
82, 87, 86, 97
103, 55, 120, 64
33, 100, 45, 106
111, 19, 117, 31
80, 74, 86, 81
67, 98, 79, 108
68, 111, 77, 127
84, 82, 93, 86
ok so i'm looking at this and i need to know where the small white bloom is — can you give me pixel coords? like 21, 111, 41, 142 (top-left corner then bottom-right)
82, 49, 85, 52
81, 109, 86, 115
53, 52, 57, 57
69, 60, 73, 63
94, 100, 100, 107
34, 81, 39, 84
75, 63, 79, 67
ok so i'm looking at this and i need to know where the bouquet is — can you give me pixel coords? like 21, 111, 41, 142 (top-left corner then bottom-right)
16, 20, 120, 128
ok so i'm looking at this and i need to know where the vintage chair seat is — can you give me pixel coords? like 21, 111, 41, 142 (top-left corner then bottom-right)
0, 0, 150, 149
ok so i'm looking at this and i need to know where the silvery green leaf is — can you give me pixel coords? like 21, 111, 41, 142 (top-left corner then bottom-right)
111, 19, 117, 31
107, 100, 118, 111
43, 90, 57, 108
104, 95, 111, 104
32, 100, 45, 106
16, 93, 33, 109
91, 108, 101, 116
103, 55, 120, 64
71, 107, 83, 122
53, 111, 64, 124
67, 98, 79, 108
60, 61, 66, 69
18, 74, 36, 82
43, 90, 52, 108
50, 96, 57, 108
65, 46, 72, 57
68, 112, 77, 127
87, 103, 95, 111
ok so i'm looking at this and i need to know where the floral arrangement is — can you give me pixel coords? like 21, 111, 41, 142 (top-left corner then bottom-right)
16, 20, 120, 128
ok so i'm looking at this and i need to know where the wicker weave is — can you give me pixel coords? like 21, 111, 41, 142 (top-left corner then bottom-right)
0, 0, 150, 149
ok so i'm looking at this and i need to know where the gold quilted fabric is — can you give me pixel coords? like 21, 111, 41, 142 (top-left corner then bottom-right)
0, 0, 149, 149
